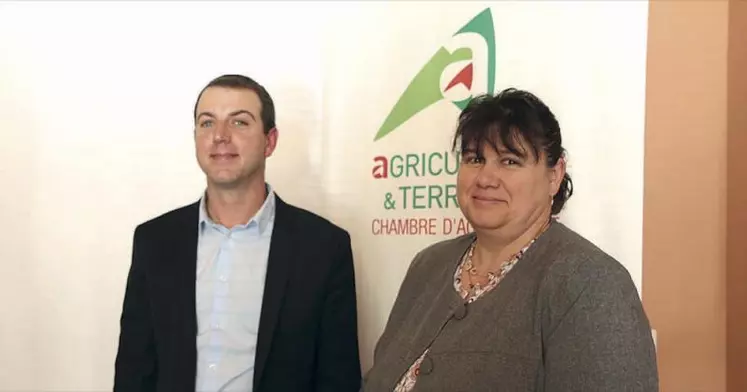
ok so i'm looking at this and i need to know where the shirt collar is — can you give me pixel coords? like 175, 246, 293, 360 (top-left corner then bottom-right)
198, 183, 276, 234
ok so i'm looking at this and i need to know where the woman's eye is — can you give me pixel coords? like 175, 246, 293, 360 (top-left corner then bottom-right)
462, 155, 484, 165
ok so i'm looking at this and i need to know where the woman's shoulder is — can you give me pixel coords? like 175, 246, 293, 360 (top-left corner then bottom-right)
539, 222, 626, 273
535, 221, 639, 300
418, 232, 476, 257
403, 233, 476, 277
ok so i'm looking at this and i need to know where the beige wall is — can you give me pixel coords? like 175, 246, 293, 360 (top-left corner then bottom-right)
726, 0, 747, 390
644, 1, 746, 391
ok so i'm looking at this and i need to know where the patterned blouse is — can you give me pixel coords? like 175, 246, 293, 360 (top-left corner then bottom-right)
392, 232, 544, 392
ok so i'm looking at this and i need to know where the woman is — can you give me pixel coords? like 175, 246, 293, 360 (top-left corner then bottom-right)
362, 88, 658, 391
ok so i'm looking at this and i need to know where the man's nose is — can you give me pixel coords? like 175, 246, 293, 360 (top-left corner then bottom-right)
213, 122, 230, 143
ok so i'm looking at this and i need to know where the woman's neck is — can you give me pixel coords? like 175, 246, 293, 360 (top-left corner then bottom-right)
473, 215, 551, 270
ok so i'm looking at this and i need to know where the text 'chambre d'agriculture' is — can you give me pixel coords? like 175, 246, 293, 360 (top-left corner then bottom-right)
370, 151, 473, 236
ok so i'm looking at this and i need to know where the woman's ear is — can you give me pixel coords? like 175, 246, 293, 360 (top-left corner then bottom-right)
549, 157, 566, 196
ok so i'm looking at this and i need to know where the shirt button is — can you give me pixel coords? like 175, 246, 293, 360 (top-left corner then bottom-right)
452, 303, 468, 320
208, 363, 217, 370
219, 275, 227, 282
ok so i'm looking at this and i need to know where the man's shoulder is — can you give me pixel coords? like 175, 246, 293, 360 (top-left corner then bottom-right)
134, 201, 199, 236
280, 199, 349, 240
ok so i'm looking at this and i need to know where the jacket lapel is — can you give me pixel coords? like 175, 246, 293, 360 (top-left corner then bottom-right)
379, 236, 472, 391
400, 246, 465, 376
253, 196, 296, 390
166, 201, 200, 389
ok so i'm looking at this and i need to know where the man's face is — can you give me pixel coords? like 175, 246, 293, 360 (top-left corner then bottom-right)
194, 86, 278, 189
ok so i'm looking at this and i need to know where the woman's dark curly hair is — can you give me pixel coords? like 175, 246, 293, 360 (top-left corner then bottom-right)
451, 88, 573, 215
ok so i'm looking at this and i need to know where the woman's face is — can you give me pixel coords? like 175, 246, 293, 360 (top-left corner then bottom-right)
456, 139, 564, 235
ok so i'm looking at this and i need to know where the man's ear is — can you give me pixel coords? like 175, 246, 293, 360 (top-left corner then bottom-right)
265, 127, 278, 158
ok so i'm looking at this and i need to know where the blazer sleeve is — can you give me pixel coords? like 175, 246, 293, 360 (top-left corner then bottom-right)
314, 230, 362, 392
114, 226, 157, 392
541, 258, 659, 392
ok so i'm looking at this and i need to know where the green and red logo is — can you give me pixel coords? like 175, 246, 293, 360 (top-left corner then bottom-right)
374, 8, 496, 141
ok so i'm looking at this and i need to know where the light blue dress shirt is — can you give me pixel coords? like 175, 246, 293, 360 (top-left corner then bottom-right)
195, 185, 276, 392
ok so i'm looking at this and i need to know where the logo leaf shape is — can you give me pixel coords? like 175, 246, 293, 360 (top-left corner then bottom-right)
374, 8, 496, 141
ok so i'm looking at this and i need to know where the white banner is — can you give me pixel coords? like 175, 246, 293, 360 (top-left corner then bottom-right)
322, 2, 649, 371
0, 1, 648, 389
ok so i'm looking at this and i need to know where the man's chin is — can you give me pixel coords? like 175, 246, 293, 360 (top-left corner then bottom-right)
205, 167, 261, 190
208, 176, 244, 189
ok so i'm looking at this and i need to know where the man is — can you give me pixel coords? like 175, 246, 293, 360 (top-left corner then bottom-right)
114, 74, 362, 392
